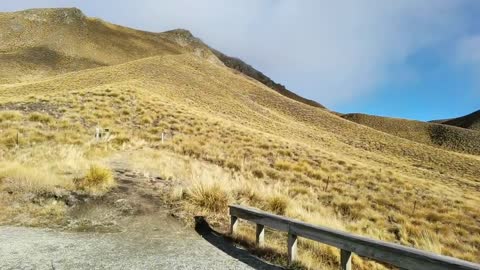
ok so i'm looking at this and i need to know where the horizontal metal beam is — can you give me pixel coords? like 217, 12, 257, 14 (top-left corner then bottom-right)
229, 205, 480, 270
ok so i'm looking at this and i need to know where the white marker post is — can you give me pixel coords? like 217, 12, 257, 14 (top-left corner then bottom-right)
95, 127, 100, 140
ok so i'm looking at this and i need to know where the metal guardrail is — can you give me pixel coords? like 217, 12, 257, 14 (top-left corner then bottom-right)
229, 205, 480, 270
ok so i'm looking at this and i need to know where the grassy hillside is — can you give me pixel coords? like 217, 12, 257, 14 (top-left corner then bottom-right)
0, 8, 220, 84
0, 8, 479, 269
161, 28, 325, 109
342, 113, 480, 156
432, 109, 480, 131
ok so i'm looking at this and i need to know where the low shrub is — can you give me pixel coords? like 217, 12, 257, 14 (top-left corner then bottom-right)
0, 111, 22, 122
187, 183, 229, 212
267, 194, 289, 215
28, 112, 53, 124
74, 165, 114, 194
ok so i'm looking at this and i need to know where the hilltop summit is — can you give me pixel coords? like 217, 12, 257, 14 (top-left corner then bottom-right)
18, 7, 86, 23
0, 8, 323, 108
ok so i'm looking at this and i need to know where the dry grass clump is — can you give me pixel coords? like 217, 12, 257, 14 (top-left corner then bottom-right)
415, 231, 443, 254
0, 129, 20, 148
74, 165, 115, 194
187, 182, 230, 212
28, 112, 53, 124
0, 161, 70, 194
266, 194, 289, 215
0, 144, 103, 226
0, 110, 23, 122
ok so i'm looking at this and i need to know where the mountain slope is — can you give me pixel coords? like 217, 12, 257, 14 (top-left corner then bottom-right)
210, 48, 325, 108
432, 109, 480, 131
0, 8, 479, 268
0, 8, 220, 84
160, 29, 325, 108
0, 8, 323, 109
342, 113, 480, 155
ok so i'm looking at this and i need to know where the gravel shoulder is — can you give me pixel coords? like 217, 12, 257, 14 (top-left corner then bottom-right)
0, 216, 272, 270
0, 158, 281, 270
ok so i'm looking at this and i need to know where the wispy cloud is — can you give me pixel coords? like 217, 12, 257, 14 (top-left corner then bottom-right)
457, 35, 480, 94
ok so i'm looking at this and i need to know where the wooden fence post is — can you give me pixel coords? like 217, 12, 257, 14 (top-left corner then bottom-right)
256, 224, 265, 247
230, 216, 238, 235
341, 249, 352, 270
288, 232, 298, 265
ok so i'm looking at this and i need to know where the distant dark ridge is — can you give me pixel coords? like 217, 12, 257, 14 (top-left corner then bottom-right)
343, 113, 480, 155
431, 109, 480, 131
211, 49, 325, 109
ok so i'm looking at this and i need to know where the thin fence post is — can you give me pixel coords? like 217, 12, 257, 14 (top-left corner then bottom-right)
95, 127, 100, 140
161, 132, 164, 144
256, 224, 265, 247
341, 249, 352, 270
288, 232, 298, 265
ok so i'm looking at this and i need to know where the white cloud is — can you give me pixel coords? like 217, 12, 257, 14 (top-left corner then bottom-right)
0, 1, 474, 106
458, 35, 480, 66
457, 35, 480, 94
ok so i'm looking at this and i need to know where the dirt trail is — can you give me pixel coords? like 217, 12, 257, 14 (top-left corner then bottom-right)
0, 157, 281, 270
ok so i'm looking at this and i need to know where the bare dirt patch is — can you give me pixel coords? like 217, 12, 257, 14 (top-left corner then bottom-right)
0, 101, 64, 118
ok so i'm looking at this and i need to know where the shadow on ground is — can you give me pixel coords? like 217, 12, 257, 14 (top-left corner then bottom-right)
194, 216, 283, 270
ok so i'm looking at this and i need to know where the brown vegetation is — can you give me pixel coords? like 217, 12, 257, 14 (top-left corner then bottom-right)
432, 109, 480, 131
342, 113, 480, 155
0, 8, 479, 269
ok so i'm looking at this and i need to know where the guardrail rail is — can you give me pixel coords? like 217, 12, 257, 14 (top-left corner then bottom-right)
229, 205, 480, 270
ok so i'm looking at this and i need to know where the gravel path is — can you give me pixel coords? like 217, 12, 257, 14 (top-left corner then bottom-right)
0, 156, 282, 270
0, 221, 270, 270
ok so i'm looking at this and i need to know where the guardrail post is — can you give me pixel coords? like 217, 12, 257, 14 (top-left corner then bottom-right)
256, 224, 265, 247
230, 216, 238, 235
340, 249, 352, 270
288, 232, 298, 265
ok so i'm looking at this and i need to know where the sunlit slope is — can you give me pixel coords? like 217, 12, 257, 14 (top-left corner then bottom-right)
0, 8, 325, 109
0, 8, 219, 84
1, 7, 480, 267
342, 113, 480, 155
1, 52, 479, 262
2, 53, 480, 182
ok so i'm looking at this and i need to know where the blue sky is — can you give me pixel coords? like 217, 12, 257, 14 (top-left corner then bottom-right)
2, 1, 480, 121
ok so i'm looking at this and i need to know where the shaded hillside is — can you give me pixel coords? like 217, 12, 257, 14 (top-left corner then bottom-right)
432, 109, 480, 131
342, 113, 480, 155
0, 8, 479, 269
0, 46, 106, 84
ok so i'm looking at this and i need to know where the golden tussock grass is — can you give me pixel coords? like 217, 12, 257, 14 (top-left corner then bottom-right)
342, 113, 480, 155
74, 165, 115, 195
0, 8, 478, 269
